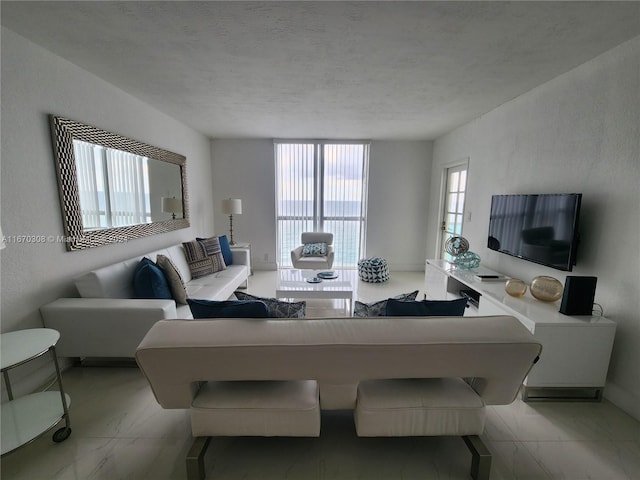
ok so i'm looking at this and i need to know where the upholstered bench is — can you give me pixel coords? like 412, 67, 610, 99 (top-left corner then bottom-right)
136, 316, 541, 480
355, 378, 486, 437
190, 380, 321, 438
355, 378, 491, 479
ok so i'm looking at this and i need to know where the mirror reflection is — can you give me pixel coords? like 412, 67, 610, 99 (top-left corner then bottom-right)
50, 115, 189, 251
73, 140, 183, 230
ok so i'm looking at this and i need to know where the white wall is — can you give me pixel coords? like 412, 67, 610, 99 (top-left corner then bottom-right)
0, 28, 213, 392
367, 141, 432, 270
210, 139, 277, 269
429, 36, 640, 419
211, 139, 432, 271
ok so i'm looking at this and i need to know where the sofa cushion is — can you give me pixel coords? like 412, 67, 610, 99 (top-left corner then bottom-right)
186, 264, 248, 300
353, 290, 419, 317
133, 258, 172, 300
187, 299, 269, 319
183, 240, 225, 279
156, 254, 188, 305
302, 242, 328, 256
234, 291, 306, 318
385, 298, 468, 317
190, 380, 321, 437
355, 378, 486, 436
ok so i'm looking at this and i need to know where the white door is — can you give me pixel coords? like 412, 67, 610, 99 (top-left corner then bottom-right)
439, 164, 467, 261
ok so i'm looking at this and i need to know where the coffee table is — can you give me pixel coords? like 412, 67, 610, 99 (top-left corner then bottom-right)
276, 269, 354, 314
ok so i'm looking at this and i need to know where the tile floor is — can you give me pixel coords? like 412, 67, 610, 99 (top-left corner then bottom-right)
2, 271, 640, 480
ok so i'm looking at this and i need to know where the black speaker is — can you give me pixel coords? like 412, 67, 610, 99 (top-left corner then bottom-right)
559, 276, 597, 316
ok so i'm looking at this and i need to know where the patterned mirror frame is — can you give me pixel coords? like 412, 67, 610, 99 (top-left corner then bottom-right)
49, 115, 189, 251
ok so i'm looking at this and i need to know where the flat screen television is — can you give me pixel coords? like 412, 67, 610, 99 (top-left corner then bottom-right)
487, 193, 582, 271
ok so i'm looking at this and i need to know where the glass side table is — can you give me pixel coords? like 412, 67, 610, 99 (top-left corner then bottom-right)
1, 328, 71, 456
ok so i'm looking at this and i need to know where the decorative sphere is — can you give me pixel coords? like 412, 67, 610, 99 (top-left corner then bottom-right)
505, 279, 527, 297
454, 251, 480, 270
445, 236, 470, 256
530, 276, 563, 302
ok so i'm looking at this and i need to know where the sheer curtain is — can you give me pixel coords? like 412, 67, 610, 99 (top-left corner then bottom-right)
275, 141, 369, 268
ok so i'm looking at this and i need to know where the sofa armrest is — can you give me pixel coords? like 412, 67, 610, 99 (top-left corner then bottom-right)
40, 298, 177, 358
231, 248, 250, 266
291, 245, 304, 262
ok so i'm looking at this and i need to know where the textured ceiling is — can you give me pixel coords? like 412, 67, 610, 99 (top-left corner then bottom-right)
2, 1, 640, 140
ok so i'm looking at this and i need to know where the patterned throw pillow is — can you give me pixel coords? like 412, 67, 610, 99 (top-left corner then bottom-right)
197, 236, 227, 272
353, 290, 419, 317
234, 291, 306, 318
182, 239, 226, 279
156, 254, 188, 304
302, 242, 328, 257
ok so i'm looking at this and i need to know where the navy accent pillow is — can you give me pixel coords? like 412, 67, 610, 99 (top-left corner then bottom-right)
218, 235, 233, 266
133, 257, 172, 300
353, 290, 419, 317
187, 299, 269, 319
385, 298, 468, 317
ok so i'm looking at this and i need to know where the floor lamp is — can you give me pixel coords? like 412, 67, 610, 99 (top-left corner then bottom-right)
221, 198, 242, 245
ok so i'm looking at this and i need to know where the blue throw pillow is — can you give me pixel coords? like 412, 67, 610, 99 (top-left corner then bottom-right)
133, 257, 172, 300
187, 299, 269, 319
218, 235, 233, 266
385, 298, 468, 317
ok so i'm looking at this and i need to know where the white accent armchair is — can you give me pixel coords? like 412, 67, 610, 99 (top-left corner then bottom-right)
291, 232, 335, 270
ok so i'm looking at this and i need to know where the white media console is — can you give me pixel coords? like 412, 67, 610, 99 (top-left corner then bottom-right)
425, 259, 616, 401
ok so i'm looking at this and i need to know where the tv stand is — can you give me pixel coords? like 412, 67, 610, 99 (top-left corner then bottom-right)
425, 260, 616, 401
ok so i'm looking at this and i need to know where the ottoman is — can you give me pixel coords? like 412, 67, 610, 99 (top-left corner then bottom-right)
358, 257, 389, 283
190, 380, 321, 437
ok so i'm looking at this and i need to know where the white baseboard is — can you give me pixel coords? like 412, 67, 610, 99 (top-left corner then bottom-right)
253, 262, 278, 271
604, 380, 640, 421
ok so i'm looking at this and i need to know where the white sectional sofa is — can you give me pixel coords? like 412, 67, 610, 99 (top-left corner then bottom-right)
40, 243, 250, 358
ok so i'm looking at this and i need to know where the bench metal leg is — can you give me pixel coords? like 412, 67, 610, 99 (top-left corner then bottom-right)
463, 435, 492, 480
186, 436, 211, 480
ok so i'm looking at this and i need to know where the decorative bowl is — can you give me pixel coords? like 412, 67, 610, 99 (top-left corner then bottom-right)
530, 276, 563, 302
505, 279, 527, 297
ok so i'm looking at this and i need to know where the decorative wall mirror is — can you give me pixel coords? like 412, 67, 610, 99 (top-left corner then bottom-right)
49, 115, 189, 251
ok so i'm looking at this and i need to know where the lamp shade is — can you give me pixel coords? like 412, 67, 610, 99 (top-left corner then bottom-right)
221, 198, 242, 215
161, 196, 182, 214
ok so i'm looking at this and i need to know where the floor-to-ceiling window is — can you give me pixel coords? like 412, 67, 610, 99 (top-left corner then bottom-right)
275, 141, 370, 268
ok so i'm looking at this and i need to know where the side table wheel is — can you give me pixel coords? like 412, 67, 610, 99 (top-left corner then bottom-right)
53, 426, 72, 443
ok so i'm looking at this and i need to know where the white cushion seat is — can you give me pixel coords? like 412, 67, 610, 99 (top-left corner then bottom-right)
354, 378, 486, 437
185, 265, 248, 297
190, 380, 321, 437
